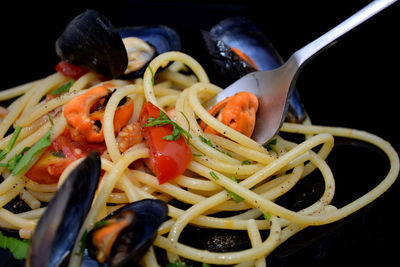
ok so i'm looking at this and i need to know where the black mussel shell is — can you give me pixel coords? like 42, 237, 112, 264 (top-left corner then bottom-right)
27, 151, 101, 267
205, 16, 307, 123
201, 30, 257, 88
84, 199, 168, 267
55, 10, 128, 79
210, 16, 283, 73
117, 25, 181, 79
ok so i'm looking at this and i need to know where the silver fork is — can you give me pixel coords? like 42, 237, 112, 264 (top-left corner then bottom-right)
203, 0, 397, 145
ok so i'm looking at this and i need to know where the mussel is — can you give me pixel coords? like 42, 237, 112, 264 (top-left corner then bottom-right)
201, 16, 308, 123
26, 151, 168, 267
118, 25, 181, 79
56, 10, 180, 79
27, 151, 101, 267
55, 10, 128, 79
84, 199, 168, 267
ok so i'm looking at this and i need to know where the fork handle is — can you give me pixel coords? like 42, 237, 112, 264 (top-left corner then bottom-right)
289, 0, 397, 71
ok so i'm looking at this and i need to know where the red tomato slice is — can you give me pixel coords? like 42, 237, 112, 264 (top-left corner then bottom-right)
55, 61, 90, 80
25, 130, 106, 184
139, 102, 193, 184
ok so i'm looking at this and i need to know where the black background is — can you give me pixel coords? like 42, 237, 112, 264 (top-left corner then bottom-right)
0, 1, 399, 266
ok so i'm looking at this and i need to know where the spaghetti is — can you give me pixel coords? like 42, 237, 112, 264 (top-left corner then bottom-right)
0, 51, 398, 266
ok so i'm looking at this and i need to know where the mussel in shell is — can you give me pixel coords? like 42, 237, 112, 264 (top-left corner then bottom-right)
26, 151, 168, 267
202, 16, 308, 123
56, 10, 180, 79
55, 10, 128, 79
27, 151, 101, 267
118, 25, 181, 79
84, 199, 168, 267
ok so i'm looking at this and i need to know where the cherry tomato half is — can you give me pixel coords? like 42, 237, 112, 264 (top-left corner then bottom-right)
139, 102, 192, 184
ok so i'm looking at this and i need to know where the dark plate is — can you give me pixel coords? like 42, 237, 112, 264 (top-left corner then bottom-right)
0, 1, 399, 266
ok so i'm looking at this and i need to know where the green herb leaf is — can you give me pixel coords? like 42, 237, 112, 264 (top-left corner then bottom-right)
199, 135, 232, 157
263, 138, 278, 153
224, 176, 244, 203
225, 188, 244, 203
167, 261, 194, 267
80, 229, 88, 254
264, 212, 271, 221
241, 160, 252, 165
93, 220, 109, 230
209, 171, 219, 180
50, 150, 65, 158
4, 147, 30, 171
51, 79, 74, 95
209, 173, 244, 203
199, 135, 213, 147
11, 123, 53, 175
0, 126, 22, 161
0, 231, 30, 260
144, 111, 192, 141
148, 65, 155, 86
201, 264, 211, 267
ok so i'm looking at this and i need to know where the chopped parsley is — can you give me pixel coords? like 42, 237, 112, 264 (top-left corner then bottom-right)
0, 231, 30, 260
199, 135, 213, 147
264, 212, 271, 222
209, 172, 244, 203
199, 135, 232, 157
51, 79, 74, 95
80, 229, 88, 254
167, 261, 192, 267
209, 171, 219, 180
79, 220, 110, 254
3, 116, 53, 175
145, 110, 191, 142
263, 138, 278, 153
167, 261, 210, 267
50, 150, 66, 158
148, 65, 155, 86
93, 220, 109, 230
225, 176, 244, 203
0, 126, 22, 161
241, 160, 252, 165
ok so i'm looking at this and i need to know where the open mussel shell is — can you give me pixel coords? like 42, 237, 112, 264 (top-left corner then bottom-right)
204, 16, 307, 123
55, 9, 128, 79
26, 151, 101, 267
201, 30, 257, 88
83, 199, 168, 267
117, 25, 181, 79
